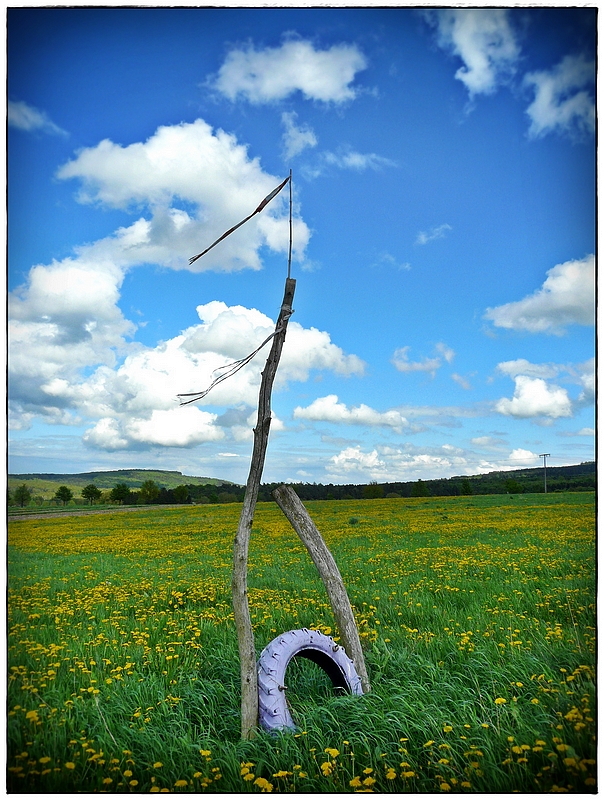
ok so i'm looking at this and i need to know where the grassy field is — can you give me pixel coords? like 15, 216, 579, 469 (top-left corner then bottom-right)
8, 493, 595, 793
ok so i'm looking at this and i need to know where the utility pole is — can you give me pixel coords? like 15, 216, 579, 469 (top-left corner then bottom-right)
539, 453, 550, 494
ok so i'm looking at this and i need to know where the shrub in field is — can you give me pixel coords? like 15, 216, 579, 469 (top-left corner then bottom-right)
8, 493, 596, 793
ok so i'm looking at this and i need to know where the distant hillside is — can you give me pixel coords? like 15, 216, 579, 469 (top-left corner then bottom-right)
8, 469, 238, 500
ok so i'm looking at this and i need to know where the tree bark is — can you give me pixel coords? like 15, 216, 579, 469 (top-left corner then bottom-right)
232, 278, 296, 740
272, 484, 371, 694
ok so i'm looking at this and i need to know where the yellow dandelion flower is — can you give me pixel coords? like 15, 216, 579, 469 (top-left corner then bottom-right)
174, 779, 188, 787
103, 778, 113, 785
150, 787, 160, 793
385, 768, 396, 780
403, 771, 416, 779
243, 773, 255, 782
324, 747, 340, 759
320, 761, 333, 776
123, 769, 133, 777
443, 725, 453, 733
65, 762, 75, 770
39, 757, 51, 764
440, 783, 451, 791
350, 777, 362, 788
424, 740, 435, 747
494, 697, 506, 705
130, 780, 138, 787
363, 768, 373, 774
363, 776, 376, 786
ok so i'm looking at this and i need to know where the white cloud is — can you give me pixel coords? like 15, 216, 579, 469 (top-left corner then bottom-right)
508, 448, 539, 466
427, 9, 520, 97
484, 255, 594, 335
452, 373, 471, 390
212, 39, 367, 104
435, 342, 455, 364
392, 342, 454, 377
575, 358, 595, 407
293, 395, 408, 432
497, 359, 559, 380
281, 112, 318, 159
303, 147, 395, 179
415, 223, 452, 245
10, 295, 364, 450
495, 376, 572, 419
57, 118, 310, 273
524, 53, 595, 140
8, 100, 67, 136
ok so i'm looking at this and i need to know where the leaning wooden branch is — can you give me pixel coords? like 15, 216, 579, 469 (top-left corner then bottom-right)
272, 484, 371, 694
232, 278, 296, 740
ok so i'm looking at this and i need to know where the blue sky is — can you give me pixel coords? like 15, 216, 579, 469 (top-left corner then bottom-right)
8, 7, 595, 484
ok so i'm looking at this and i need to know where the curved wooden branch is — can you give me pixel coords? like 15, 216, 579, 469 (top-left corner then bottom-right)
272, 484, 371, 694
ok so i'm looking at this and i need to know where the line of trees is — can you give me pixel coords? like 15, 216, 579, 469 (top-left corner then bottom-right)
8, 462, 594, 509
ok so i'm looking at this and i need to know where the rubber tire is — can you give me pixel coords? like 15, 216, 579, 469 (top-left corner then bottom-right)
257, 628, 363, 733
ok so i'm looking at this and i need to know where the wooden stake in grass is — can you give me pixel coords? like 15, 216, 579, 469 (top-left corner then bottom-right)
272, 484, 371, 694
232, 278, 296, 740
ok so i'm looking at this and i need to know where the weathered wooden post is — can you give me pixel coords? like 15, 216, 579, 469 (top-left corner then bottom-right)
272, 484, 371, 694
232, 278, 295, 739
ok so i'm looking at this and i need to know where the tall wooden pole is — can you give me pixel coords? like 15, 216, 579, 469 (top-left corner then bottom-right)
232, 278, 296, 739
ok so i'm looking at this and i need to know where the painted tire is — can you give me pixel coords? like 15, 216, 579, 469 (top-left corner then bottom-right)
257, 628, 363, 733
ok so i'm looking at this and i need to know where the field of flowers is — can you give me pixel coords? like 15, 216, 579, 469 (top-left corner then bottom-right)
8, 492, 595, 793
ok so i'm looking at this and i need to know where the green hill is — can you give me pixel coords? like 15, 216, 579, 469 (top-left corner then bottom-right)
8, 469, 238, 501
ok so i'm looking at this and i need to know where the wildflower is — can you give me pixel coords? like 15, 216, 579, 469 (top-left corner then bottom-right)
443, 725, 453, 733
403, 771, 416, 779
199, 749, 211, 757
193, 772, 202, 779
531, 698, 539, 704
130, 780, 138, 787
150, 788, 160, 793
350, 777, 362, 788
39, 757, 51, 764
254, 777, 273, 792
154, 762, 163, 768
65, 762, 75, 770
363, 776, 376, 786
494, 698, 506, 705
320, 761, 333, 776
243, 773, 255, 782
272, 771, 291, 778
424, 740, 435, 747
461, 781, 471, 788
324, 747, 339, 758
440, 783, 452, 791
102, 778, 113, 785
385, 768, 396, 779
123, 770, 133, 777
174, 779, 188, 787
363, 768, 373, 774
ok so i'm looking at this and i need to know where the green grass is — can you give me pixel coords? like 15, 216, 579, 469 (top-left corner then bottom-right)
8, 493, 596, 793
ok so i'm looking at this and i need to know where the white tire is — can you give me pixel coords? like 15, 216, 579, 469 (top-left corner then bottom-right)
257, 628, 363, 733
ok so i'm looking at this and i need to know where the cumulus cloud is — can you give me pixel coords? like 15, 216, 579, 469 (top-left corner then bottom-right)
427, 9, 520, 98
326, 443, 470, 482
212, 39, 367, 104
575, 358, 595, 407
415, 223, 452, 245
57, 118, 310, 273
281, 112, 318, 159
293, 395, 408, 432
524, 53, 595, 140
392, 342, 454, 377
484, 255, 594, 335
8, 100, 67, 136
10, 295, 364, 450
495, 376, 572, 419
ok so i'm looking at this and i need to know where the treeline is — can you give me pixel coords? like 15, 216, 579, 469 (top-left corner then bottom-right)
9, 462, 595, 509
257, 462, 595, 501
